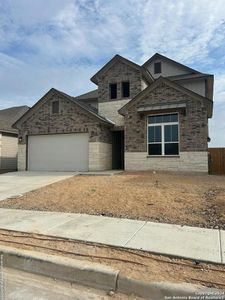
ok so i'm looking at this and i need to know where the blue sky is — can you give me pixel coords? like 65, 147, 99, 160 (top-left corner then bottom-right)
0, 0, 224, 146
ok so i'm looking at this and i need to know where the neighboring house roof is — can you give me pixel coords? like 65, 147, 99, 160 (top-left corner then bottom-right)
74, 89, 98, 101
0, 105, 29, 134
142, 53, 200, 75
13, 88, 114, 129
118, 76, 213, 118
91, 54, 153, 85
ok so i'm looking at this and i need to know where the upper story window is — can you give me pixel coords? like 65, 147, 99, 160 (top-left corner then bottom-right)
154, 62, 161, 74
148, 113, 179, 156
122, 81, 130, 98
52, 100, 59, 114
109, 83, 117, 99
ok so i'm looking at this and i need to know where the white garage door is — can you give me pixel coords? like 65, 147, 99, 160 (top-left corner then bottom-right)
28, 133, 88, 171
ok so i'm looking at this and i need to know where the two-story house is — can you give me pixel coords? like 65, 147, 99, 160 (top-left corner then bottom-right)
14, 53, 213, 172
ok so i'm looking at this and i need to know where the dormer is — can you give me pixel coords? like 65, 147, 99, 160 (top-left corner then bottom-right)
143, 53, 214, 100
90, 55, 153, 126
91, 55, 152, 104
143, 53, 199, 79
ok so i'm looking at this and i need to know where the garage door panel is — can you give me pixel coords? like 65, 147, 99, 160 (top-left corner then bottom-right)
28, 133, 88, 171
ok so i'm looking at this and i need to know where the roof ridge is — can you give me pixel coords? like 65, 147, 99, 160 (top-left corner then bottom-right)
52, 89, 114, 125
91, 54, 142, 85
142, 53, 200, 74
119, 76, 213, 117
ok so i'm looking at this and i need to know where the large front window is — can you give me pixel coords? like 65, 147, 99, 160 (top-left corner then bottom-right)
148, 113, 179, 156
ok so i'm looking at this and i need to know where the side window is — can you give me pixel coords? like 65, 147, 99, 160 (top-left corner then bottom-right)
122, 81, 130, 98
109, 83, 117, 99
154, 62, 161, 74
52, 100, 59, 114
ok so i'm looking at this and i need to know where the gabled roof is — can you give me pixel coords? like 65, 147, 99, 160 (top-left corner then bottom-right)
0, 105, 29, 134
13, 88, 114, 129
91, 54, 153, 85
119, 76, 213, 118
168, 73, 214, 101
167, 73, 212, 81
75, 89, 98, 101
142, 53, 200, 75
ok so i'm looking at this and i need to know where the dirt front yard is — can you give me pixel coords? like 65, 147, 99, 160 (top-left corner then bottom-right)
0, 171, 224, 229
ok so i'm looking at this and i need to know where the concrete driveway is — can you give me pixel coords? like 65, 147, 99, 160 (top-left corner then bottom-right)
0, 171, 77, 201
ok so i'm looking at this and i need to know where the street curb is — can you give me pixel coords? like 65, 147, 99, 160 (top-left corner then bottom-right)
0, 245, 223, 299
117, 275, 202, 299
0, 245, 119, 291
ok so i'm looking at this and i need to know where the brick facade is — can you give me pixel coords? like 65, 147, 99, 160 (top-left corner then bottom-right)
97, 60, 147, 127
18, 93, 112, 145
98, 61, 142, 103
16, 55, 212, 173
124, 81, 208, 153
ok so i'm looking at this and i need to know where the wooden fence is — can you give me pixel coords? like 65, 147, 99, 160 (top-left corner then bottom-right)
208, 148, 225, 175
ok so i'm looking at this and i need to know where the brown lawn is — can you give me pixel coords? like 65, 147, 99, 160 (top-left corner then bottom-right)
0, 171, 224, 229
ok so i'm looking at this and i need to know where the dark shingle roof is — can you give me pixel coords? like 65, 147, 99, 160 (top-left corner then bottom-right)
167, 73, 212, 81
75, 89, 98, 101
0, 106, 30, 134
142, 53, 200, 74
91, 54, 153, 85
54, 89, 114, 125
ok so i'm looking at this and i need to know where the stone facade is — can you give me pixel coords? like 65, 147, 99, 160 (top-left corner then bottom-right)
89, 142, 112, 171
18, 144, 26, 171
124, 81, 208, 153
125, 152, 208, 172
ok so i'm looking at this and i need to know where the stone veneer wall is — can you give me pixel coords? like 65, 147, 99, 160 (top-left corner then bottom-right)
18, 144, 26, 171
89, 142, 112, 171
125, 152, 208, 172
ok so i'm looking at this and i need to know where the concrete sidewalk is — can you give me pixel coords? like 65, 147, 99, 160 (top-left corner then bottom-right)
0, 208, 224, 264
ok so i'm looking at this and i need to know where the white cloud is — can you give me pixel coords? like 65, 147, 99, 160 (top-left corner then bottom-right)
139, 0, 225, 65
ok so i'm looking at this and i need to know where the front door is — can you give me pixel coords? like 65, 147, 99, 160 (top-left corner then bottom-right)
112, 131, 124, 170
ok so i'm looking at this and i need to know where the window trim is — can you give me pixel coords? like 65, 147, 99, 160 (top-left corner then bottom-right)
147, 113, 180, 156
109, 83, 117, 100
121, 81, 130, 98
154, 62, 162, 74
51, 100, 60, 114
